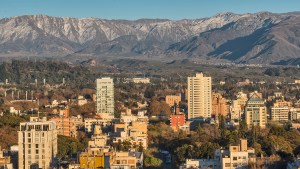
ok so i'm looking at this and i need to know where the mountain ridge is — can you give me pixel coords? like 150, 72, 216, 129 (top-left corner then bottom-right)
0, 12, 300, 65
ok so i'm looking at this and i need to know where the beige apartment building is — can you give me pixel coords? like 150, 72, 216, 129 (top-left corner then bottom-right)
96, 78, 115, 120
217, 139, 256, 169
0, 147, 13, 169
18, 117, 57, 169
187, 73, 212, 119
270, 106, 290, 121
84, 118, 109, 133
132, 78, 150, 84
165, 95, 181, 107
180, 139, 256, 169
245, 93, 267, 128
50, 116, 83, 138
212, 93, 230, 116
230, 92, 248, 120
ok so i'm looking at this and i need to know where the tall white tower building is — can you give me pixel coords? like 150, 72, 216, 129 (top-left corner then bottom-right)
96, 78, 115, 120
18, 117, 57, 169
187, 73, 212, 120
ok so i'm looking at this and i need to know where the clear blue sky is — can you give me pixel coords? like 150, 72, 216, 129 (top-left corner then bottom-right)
1, 0, 300, 20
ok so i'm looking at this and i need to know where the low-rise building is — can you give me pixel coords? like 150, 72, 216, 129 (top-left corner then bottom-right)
132, 78, 150, 84
216, 139, 255, 169
291, 108, 300, 120
165, 95, 181, 107
50, 116, 83, 138
180, 139, 256, 169
270, 106, 290, 121
274, 99, 292, 107
170, 106, 189, 132
77, 95, 88, 106
113, 121, 148, 149
79, 125, 114, 168
111, 152, 143, 169
180, 159, 219, 169
0, 147, 13, 169
9, 107, 20, 115
84, 118, 109, 133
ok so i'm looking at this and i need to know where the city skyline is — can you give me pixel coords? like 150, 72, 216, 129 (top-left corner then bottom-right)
0, 0, 300, 20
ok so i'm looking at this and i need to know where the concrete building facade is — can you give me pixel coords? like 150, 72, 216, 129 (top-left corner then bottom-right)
187, 73, 212, 120
165, 95, 181, 107
50, 116, 83, 138
245, 93, 267, 128
96, 78, 115, 120
0, 147, 13, 169
270, 106, 289, 121
212, 93, 230, 117
18, 117, 57, 169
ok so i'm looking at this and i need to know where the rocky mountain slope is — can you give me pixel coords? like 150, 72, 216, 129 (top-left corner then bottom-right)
0, 12, 300, 64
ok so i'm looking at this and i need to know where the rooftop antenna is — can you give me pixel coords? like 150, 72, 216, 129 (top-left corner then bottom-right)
11, 91, 14, 100
31, 91, 33, 100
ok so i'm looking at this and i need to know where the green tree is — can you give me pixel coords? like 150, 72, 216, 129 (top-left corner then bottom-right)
137, 142, 144, 152
57, 135, 86, 160
144, 157, 163, 167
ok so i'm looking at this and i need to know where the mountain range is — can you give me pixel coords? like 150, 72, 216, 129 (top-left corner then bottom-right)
1, 12, 300, 65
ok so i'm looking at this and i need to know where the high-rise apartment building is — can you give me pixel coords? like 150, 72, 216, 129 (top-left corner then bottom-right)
96, 78, 115, 120
245, 93, 267, 128
187, 73, 212, 119
18, 117, 57, 169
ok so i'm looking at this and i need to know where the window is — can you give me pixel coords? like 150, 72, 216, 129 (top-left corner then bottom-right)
28, 125, 34, 130
35, 125, 41, 131
36, 144, 39, 148
233, 157, 237, 160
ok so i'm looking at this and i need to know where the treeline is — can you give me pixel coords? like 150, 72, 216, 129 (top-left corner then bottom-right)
148, 119, 300, 167
0, 60, 95, 88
